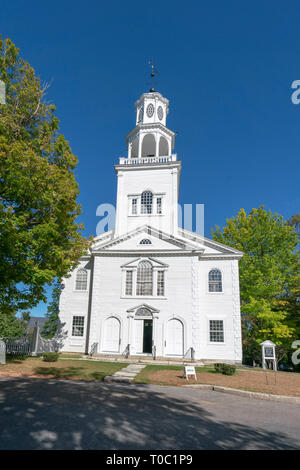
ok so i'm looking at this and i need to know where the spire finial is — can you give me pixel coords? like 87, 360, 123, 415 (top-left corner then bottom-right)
148, 59, 158, 92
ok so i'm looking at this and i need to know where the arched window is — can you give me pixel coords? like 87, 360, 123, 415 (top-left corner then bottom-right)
75, 269, 88, 291
141, 133, 156, 158
137, 260, 153, 296
159, 136, 169, 156
140, 239, 152, 245
141, 191, 153, 214
208, 269, 222, 292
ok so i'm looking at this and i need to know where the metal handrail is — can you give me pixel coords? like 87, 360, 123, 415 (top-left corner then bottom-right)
123, 344, 130, 358
183, 347, 195, 361
89, 342, 98, 356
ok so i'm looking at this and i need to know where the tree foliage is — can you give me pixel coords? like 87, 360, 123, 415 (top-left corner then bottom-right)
212, 207, 300, 363
41, 278, 61, 339
0, 311, 26, 339
0, 36, 90, 318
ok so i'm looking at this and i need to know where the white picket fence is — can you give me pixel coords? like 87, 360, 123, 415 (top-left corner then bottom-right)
1, 321, 66, 358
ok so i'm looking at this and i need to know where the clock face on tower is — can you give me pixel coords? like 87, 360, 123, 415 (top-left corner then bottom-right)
157, 106, 163, 121
146, 103, 154, 118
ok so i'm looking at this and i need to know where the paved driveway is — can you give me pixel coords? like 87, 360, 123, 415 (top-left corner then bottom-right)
0, 376, 299, 450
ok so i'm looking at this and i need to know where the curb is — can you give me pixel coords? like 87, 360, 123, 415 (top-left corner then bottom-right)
103, 375, 133, 383
183, 384, 300, 404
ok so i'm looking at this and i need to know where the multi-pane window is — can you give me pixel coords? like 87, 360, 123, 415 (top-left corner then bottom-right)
125, 270, 133, 295
141, 191, 153, 214
208, 269, 222, 292
140, 239, 152, 245
132, 198, 137, 215
156, 197, 162, 214
157, 271, 165, 296
209, 320, 224, 342
136, 260, 153, 295
72, 316, 85, 337
75, 269, 88, 291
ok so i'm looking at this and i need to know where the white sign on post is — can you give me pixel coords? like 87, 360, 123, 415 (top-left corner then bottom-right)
184, 366, 197, 380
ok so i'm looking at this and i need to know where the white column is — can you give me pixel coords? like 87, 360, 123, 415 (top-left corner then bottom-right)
153, 269, 158, 297
138, 134, 143, 159
155, 133, 159, 157
152, 314, 159, 358
132, 269, 137, 296
127, 314, 134, 353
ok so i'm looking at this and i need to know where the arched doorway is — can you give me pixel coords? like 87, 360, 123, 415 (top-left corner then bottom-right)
102, 317, 120, 353
165, 319, 184, 356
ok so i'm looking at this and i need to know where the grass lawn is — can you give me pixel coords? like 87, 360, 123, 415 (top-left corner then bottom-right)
134, 364, 300, 397
0, 355, 128, 382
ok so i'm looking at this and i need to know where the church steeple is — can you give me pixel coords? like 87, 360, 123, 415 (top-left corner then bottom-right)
125, 91, 175, 161
114, 90, 181, 238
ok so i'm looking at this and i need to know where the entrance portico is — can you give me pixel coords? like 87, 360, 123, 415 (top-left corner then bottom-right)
127, 304, 159, 356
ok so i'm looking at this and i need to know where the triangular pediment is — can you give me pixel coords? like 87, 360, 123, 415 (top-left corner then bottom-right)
121, 257, 169, 269
92, 225, 204, 253
91, 225, 243, 259
127, 303, 160, 314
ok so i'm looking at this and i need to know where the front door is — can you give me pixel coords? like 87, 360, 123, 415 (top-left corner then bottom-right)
143, 320, 153, 353
165, 319, 183, 356
102, 317, 120, 353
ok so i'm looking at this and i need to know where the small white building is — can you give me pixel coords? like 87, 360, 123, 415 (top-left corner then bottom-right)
59, 89, 243, 363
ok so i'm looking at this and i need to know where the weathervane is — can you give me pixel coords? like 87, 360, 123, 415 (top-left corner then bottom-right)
148, 59, 159, 92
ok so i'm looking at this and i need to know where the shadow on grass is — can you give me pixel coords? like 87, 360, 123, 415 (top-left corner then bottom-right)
6, 355, 28, 364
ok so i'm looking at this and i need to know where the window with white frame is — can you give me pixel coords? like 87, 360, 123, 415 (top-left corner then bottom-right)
132, 198, 137, 215
136, 260, 153, 295
123, 259, 167, 297
156, 197, 162, 214
141, 191, 153, 214
72, 316, 85, 337
208, 269, 222, 292
157, 270, 165, 296
125, 270, 133, 295
75, 269, 88, 290
209, 320, 224, 342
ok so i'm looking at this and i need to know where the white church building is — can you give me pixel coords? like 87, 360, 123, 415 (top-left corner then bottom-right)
58, 89, 243, 363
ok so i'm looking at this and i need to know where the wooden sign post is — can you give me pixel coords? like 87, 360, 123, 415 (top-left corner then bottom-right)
0, 340, 6, 365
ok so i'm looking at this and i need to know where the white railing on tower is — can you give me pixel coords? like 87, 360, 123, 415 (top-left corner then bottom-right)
118, 154, 177, 165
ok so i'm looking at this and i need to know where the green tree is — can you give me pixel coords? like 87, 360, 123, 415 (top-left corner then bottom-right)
41, 279, 61, 339
0, 311, 26, 339
212, 207, 300, 363
0, 36, 90, 322
287, 213, 300, 235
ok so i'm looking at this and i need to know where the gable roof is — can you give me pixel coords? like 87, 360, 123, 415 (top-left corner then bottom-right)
90, 225, 243, 259
92, 225, 204, 254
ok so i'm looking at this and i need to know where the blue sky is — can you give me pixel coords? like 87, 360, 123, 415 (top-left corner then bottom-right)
1, 1, 299, 316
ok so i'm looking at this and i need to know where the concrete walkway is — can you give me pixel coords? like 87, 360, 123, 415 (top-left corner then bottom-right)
103, 363, 146, 383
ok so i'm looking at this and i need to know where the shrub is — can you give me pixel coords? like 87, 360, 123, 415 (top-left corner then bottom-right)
214, 363, 236, 376
42, 352, 59, 362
